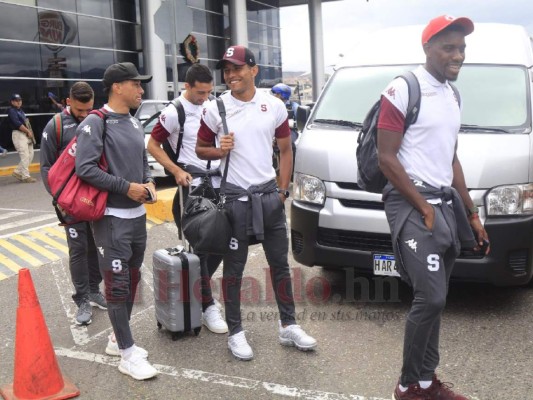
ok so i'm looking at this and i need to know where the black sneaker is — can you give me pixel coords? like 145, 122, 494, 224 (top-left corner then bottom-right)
89, 292, 107, 310
76, 298, 92, 325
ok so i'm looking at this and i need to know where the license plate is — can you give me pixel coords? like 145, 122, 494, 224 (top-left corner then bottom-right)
373, 253, 400, 277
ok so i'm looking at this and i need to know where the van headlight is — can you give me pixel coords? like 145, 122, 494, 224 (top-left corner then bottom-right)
293, 172, 326, 205
485, 184, 533, 215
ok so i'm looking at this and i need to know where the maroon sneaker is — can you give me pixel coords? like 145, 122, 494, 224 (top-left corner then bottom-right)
427, 375, 468, 400
392, 382, 431, 400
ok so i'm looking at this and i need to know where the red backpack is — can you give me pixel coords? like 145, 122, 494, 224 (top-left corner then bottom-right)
47, 108, 108, 225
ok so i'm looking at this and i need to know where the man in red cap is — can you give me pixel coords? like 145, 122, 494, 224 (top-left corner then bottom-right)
377, 15, 489, 399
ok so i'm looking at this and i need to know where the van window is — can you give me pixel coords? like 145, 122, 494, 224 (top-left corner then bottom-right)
313, 65, 412, 126
313, 65, 530, 134
456, 65, 530, 133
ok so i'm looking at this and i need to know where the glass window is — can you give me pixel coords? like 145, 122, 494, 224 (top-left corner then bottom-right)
80, 48, 114, 79
113, 0, 138, 23
256, 66, 282, 88
0, 3, 38, 41
38, 10, 79, 47
0, 41, 41, 78
78, 16, 113, 48
114, 21, 139, 51
115, 51, 140, 66
39, 44, 81, 79
457, 65, 529, 132
37, 0, 77, 12
314, 66, 409, 125
76, 0, 111, 18
192, 34, 227, 61
187, 0, 224, 13
248, 43, 281, 67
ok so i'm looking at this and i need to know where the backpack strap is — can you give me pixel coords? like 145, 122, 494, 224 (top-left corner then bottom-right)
449, 82, 461, 107
52, 112, 63, 155
216, 97, 230, 201
399, 71, 421, 130
171, 99, 186, 160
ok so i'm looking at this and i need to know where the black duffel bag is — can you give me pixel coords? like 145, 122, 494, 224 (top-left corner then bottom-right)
182, 98, 233, 255
182, 175, 232, 255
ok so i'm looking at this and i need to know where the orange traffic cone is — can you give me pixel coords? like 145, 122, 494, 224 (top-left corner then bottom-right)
0, 268, 80, 400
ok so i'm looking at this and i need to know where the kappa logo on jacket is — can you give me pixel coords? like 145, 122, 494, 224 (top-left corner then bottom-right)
82, 125, 91, 135
42, 131, 48, 141
129, 117, 139, 128
405, 238, 418, 252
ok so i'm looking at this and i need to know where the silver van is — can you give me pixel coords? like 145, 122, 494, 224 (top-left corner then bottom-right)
291, 23, 533, 286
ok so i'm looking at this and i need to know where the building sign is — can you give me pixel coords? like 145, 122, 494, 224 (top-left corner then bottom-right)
38, 10, 77, 50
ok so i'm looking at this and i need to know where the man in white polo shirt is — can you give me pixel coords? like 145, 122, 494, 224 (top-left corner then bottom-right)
377, 15, 489, 399
196, 45, 317, 361
147, 63, 227, 335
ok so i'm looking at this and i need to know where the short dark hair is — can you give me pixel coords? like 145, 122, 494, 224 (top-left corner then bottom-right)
185, 63, 213, 87
70, 82, 94, 103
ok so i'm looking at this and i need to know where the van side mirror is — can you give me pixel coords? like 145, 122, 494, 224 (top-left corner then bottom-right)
296, 105, 311, 132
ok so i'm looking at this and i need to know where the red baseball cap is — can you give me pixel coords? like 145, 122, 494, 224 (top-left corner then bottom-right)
422, 15, 474, 45
216, 45, 256, 69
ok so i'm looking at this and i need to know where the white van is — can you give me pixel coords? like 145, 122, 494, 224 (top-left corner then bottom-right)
291, 23, 533, 286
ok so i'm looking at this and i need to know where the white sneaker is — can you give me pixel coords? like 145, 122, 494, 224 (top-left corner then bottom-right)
278, 321, 317, 351
118, 351, 158, 380
228, 331, 253, 361
105, 334, 148, 359
203, 305, 228, 333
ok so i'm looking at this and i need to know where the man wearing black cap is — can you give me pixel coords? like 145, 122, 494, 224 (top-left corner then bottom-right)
75, 62, 158, 381
377, 16, 489, 399
8, 94, 36, 183
196, 45, 317, 361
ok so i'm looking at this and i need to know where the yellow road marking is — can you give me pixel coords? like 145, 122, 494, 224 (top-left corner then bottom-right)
28, 231, 69, 254
43, 226, 67, 240
0, 239, 41, 267
0, 253, 21, 273
11, 235, 60, 261
0, 270, 7, 280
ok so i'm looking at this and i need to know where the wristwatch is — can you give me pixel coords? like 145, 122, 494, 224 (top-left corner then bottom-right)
277, 188, 290, 198
467, 205, 479, 216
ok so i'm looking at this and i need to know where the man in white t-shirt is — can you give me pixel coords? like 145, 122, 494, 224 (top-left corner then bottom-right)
377, 16, 489, 399
148, 63, 227, 335
196, 45, 317, 361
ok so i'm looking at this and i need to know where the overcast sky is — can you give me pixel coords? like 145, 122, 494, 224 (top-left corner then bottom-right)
279, 0, 533, 72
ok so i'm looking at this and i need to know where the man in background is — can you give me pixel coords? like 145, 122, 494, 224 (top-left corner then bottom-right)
8, 94, 35, 183
41, 82, 107, 326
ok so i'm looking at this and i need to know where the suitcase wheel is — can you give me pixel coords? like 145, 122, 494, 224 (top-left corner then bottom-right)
194, 327, 201, 336
157, 321, 162, 330
171, 332, 183, 341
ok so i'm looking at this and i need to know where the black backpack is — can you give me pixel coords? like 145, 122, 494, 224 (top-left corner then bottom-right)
142, 99, 186, 170
356, 71, 460, 193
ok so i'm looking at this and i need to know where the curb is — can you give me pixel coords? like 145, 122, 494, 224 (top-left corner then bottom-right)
1, 159, 176, 225
0, 163, 40, 176
144, 187, 176, 223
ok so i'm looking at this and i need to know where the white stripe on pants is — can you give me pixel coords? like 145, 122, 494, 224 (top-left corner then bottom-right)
12, 129, 34, 178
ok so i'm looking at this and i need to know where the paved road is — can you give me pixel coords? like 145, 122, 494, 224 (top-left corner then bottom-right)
1, 174, 533, 399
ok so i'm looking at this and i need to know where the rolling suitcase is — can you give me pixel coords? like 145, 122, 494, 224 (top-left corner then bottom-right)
153, 186, 202, 340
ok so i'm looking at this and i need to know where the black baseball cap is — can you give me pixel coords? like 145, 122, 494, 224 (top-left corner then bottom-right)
216, 45, 256, 69
102, 62, 152, 88
11, 94, 21, 101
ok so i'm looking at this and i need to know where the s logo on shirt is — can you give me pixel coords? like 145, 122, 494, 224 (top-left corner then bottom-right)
261, 104, 267, 112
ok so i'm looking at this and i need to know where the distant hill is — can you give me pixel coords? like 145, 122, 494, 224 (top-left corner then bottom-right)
282, 70, 307, 79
